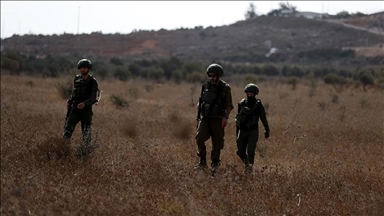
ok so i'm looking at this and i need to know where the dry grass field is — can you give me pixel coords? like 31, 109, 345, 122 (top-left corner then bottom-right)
1, 74, 383, 215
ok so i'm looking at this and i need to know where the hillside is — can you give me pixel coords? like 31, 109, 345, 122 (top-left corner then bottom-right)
2, 14, 384, 66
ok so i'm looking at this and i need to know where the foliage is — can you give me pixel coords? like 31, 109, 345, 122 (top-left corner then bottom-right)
182, 61, 203, 75
282, 65, 305, 77
110, 94, 129, 108
278, 2, 297, 12
335, 11, 351, 19
186, 71, 205, 83
267, 2, 297, 16
244, 3, 257, 20
128, 63, 141, 78
96, 67, 109, 80
142, 67, 165, 81
297, 48, 355, 61
323, 73, 349, 92
243, 73, 258, 85
110, 57, 124, 66
159, 56, 183, 80
324, 73, 341, 85
261, 64, 279, 76
1, 52, 383, 89
287, 76, 299, 90
113, 66, 131, 81
353, 70, 375, 91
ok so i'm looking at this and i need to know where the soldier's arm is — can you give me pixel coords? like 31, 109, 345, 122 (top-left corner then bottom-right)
224, 84, 234, 118
83, 79, 99, 107
259, 102, 270, 138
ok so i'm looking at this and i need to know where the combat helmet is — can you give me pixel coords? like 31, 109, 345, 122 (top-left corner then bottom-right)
244, 83, 259, 95
77, 59, 93, 69
206, 63, 224, 77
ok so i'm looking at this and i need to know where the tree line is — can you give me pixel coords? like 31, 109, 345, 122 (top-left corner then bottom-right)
1, 51, 383, 91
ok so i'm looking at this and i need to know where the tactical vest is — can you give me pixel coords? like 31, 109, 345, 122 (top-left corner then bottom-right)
200, 81, 226, 118
72, 74, 97, 105
236, 98, 260, 130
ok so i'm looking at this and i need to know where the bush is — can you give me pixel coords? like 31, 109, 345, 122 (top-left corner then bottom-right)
110, 57, 124, 66
287, 76, 299, 90
146, 67, 165, 81
244, 73, 258, 85
113, 67, 131, 81
353, 70, 375, 91
261, 64, 279, 76
110, 94, 129, 108
186, 72, 205, 83
324, 73, 340, 85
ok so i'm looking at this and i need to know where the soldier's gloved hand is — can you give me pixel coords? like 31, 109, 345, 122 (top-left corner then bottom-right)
221, 118, 228, 128
77, 102, 86, 109
264, 131, 270, 139
66, 99, 72, 109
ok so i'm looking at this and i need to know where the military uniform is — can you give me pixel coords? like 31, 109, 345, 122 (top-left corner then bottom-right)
196, 79, 234, 168
63, 74, 99, 140
235, 95, 269, 171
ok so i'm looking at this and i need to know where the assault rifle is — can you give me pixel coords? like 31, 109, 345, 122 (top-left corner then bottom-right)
64, 99, 73, 128
196, 84, 204, 128
65, 89, 102, 126
235, 103, 240, 136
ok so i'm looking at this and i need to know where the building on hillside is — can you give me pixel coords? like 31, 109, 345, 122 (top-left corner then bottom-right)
280, 9, 329, 19
296, 12, 329, 19
279, 10, 329, 19
280, 9, 296, 17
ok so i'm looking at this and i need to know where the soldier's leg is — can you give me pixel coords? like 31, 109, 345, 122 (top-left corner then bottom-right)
246, 130, 259, 165
63, 109, 80, 139
236, 130, 249, 164
195, 119, 211, 159
210, 118, 225, 166
194, 119, 212, 169
80, 109, 93, 143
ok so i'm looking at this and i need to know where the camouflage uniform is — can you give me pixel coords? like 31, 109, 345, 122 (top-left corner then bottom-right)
235, 84, 269, 173
196, 79, 234, 168
63, 73, 99, 140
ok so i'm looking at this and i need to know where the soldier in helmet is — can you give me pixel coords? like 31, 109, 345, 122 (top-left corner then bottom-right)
195, 63, 234, 174
63, 59, 99, 144
235, 83, 270, 174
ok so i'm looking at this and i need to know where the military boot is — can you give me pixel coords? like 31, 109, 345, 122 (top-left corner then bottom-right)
210, 161, 220, 177
245, 164, 253, 174
211, 161, 220, 172
194, 158, 207, 170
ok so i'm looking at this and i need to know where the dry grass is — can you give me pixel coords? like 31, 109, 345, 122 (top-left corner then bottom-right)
1, 75, 383, 215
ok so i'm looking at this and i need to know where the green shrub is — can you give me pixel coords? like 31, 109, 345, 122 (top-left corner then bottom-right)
110, 94, 129, 108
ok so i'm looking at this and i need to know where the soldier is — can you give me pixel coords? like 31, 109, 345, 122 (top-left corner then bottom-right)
235, 83, 270, 174
63, 59, 99, 143
195, 63, 234, 174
